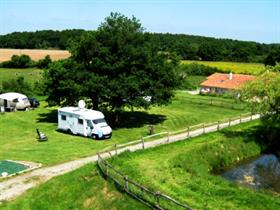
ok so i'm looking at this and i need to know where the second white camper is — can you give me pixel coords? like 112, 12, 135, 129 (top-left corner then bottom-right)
57, 107, 112, 139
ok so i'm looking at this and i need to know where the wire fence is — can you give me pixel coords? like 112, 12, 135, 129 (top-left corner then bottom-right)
97, 154, 193, 210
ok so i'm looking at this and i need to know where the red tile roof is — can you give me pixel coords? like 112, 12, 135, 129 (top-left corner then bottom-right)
200, 73, 255, 90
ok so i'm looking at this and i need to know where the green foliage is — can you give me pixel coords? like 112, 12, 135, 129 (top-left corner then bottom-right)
35, 55, 52, 69
1, 29, 278, 63
242, 69, 280, 151
1, 76, 32, 95
264, 46, 280, 66
179, 62, 222, 76
45, 13, 181, 114
0, 29, 86, 49
1, 54, 32, 68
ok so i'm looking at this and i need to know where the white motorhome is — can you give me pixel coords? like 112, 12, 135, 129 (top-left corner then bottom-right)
57, 106, 112, 139
0, 92, 31, 111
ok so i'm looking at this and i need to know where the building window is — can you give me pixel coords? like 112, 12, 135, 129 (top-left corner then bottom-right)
78, 119, 83, 125
61, 115, 66, 120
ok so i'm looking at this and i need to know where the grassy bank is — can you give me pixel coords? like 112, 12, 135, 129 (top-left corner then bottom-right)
0, 163, 147, 210
181, 60, 265, 75
108, 121, 280, 209
0, 92, 249, 165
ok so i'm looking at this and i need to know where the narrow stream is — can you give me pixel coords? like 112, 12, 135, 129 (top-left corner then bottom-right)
221, 154, 280, 193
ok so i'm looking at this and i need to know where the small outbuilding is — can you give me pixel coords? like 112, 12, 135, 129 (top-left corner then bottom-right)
200, 73, 255, 94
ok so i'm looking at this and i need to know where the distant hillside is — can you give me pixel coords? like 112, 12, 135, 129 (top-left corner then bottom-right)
0, 30, 279, 63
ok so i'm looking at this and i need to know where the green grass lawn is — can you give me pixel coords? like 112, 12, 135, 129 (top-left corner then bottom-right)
181, 60, 265, 75
108, 121, 280, 210
0, 92, 249, 166
0, 68, 43, 84
0, 163, 147, 210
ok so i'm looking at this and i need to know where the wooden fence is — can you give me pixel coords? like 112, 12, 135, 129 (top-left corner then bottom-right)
97, 154, 193, 210
99, 112, 256, 155
96, 112, 258, 209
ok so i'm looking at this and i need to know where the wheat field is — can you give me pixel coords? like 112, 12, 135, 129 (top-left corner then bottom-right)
0, 48, 70, 62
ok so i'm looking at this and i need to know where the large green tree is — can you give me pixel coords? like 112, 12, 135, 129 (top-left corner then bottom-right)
44, 13, 181, 118
242, 66, 280, 151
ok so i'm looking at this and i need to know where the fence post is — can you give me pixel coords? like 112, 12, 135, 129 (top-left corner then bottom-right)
250, 112, 253, 121
141, 137, 145, 149
210, 99, 213, 105
217, 121, 220, 131
240, 114, 242, 123
167, 132, 170, 143
115, 144, 118, 155
124, 176, 129, 191
228, 118, 231, 126
155, 192, 160, 208
203, 123, 205, 133
187, 126, 190, 137
105, 162, 109, 179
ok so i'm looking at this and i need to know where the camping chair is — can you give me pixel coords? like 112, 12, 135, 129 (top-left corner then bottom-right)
36, 128, 48, 141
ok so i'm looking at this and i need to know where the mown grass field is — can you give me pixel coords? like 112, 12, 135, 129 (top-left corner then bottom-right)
108, 121, 280, 210
0, 92, 250, 166
0, 68, 43, 85
0, 49, 70, 62
182, 60, 265, 75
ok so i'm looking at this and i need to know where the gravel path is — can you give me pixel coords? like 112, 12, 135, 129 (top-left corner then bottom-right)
0, 114, 260, 202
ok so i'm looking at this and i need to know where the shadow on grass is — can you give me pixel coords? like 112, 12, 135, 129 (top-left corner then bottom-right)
105, 111, 166, 129
36, 109, 58, 124
36, 109, 166, 130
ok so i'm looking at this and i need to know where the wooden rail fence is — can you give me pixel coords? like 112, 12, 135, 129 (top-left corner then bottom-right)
97, 154, 193, 210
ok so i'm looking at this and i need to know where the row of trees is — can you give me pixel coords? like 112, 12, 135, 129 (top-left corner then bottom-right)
1, 29, 279, 64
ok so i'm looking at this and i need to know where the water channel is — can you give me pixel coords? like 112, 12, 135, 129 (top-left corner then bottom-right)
221, 154, 280, 193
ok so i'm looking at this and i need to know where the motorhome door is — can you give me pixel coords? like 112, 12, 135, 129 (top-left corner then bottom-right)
86, 120, 93, 137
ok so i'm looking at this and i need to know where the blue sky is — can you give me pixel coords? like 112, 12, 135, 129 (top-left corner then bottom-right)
0, 0, 279, 43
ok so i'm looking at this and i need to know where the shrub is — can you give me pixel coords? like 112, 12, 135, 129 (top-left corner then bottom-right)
1, 76, 33, 96
35, 55, 52, 69
179, 63, 222, 76
1, 54, 32, 68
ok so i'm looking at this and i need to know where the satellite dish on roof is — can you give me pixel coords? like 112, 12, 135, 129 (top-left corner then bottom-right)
78, 100, 86, 109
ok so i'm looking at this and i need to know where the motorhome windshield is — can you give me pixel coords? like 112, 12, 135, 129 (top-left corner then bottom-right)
92, 119, 107, 124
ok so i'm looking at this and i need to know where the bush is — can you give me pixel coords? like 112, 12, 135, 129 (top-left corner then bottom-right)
1, 54, 33, 68
1, 76, 33, 96
179, 63, 222, 76
35, 55, 52, 69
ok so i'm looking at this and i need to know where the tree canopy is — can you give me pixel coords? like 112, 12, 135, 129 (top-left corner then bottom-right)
44, 13, 181, 118
242, 65, 280, 151
1, 29, 279, 63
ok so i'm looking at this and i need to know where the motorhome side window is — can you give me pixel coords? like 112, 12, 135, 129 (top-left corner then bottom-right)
78, 119, 83, 125
61, 115, 66, 120
13, 98, 19, 103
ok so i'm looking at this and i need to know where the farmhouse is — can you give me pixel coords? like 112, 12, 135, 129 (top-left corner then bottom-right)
200, 73, 255, 94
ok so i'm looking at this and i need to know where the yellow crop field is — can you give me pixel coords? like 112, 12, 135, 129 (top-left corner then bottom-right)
182, 60, 265, 75
0, 48, 70, 62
